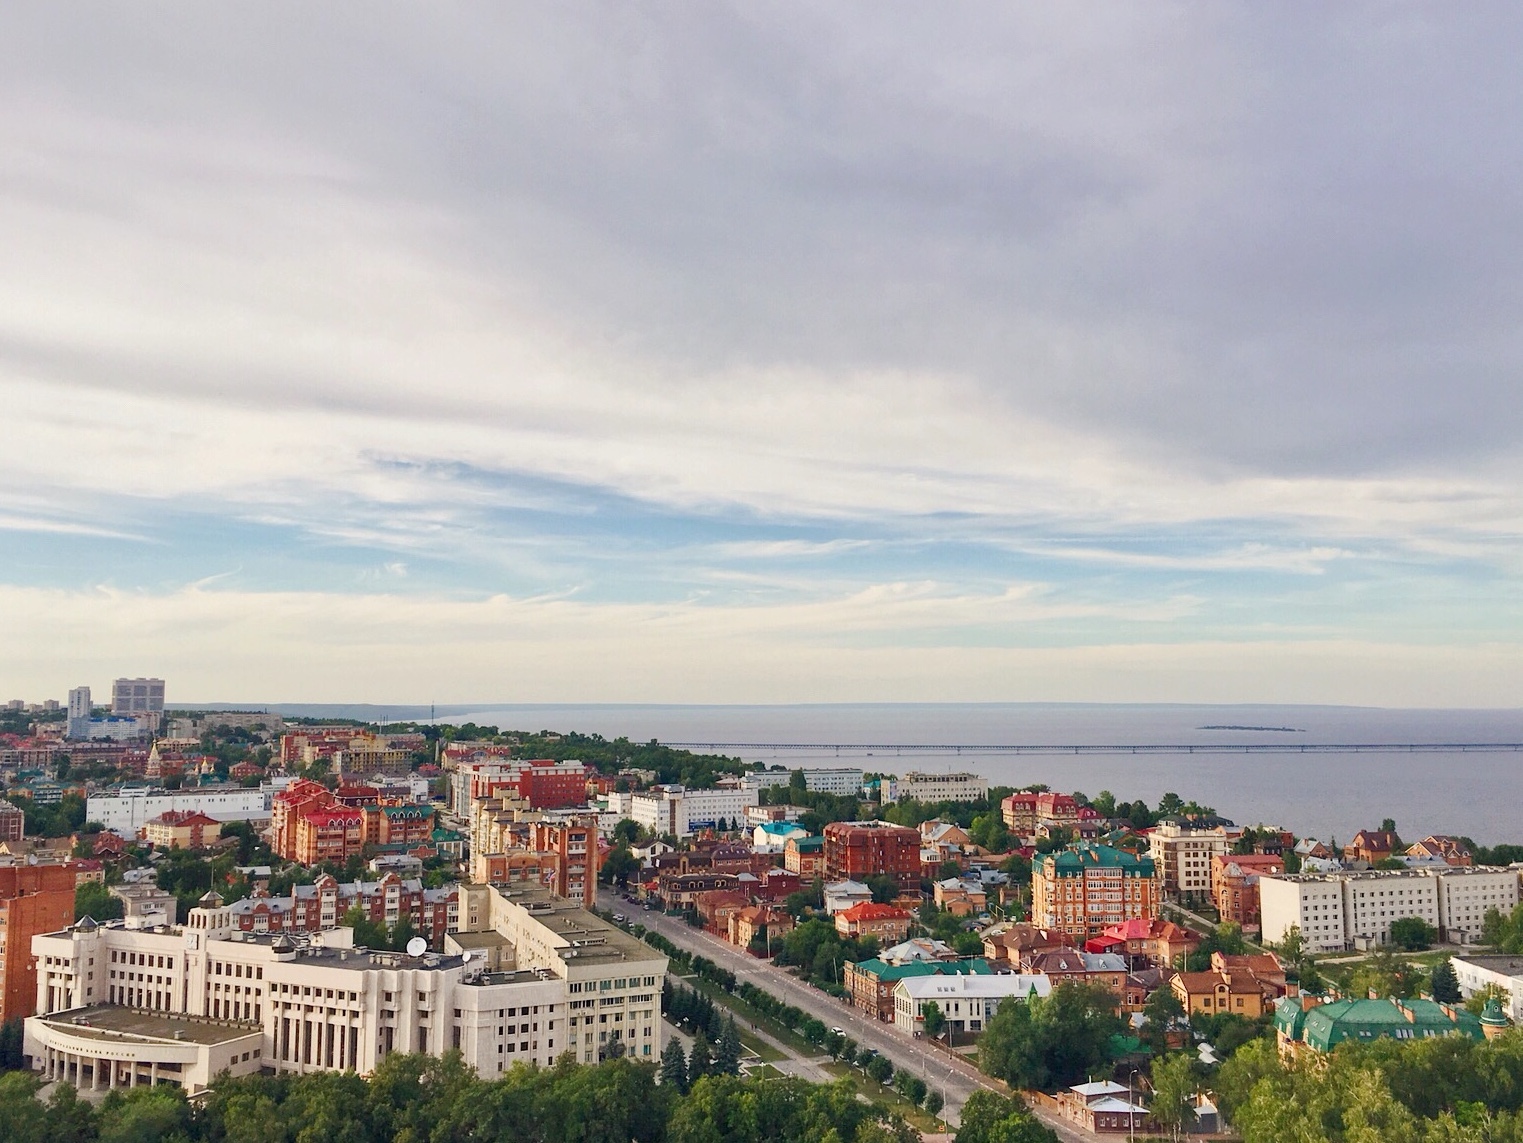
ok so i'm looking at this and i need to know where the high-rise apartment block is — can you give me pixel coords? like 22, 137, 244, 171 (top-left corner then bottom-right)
1032, 844, 1161, 941
111, 678, 165, 717
66, 686, 92, 739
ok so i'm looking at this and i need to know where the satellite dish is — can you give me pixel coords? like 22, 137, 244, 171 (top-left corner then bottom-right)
406, 936, 427, 957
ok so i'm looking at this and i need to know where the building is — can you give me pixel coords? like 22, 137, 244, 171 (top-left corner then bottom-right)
844, 957, 993, 1022
894, 771, 989, 804
66, 686, 92, 740
270, 779, 437, 866
142, 810, 223, 850
784, 836, 825, 878
893, 972, 1051, 1035
630, 784, 759, 837
0, 801, 24, 844
823, 880, 874, 915
933, 877, 988, 917
1057, 1082, 1154, 1136
823, 821, 921, 892
1212, 853, 1285, 930
0, 864, 76, 1024
835, 902, 913, 944
1147, 817, 1242, 900
728, 905, 794, 955
1273, 993, 1482, 1055
87, 786, 272, 839
1452, 955, 1523, 1022
1032, 845, 1161, 942
1172, 968, 1273, 1019
1260, 866, 1517, 952
752, 821, 809, 850
1001, 791, 1085, 835
26, 883, 667, 1094
742, 768, 864, 796
1407, 835, 1474, 866
1344, 829, 1401, 866
111, 678, 165, 720
981, 922, 1074, 968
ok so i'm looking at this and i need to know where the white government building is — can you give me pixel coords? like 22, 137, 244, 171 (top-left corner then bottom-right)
893, 973, 1051, 1035
740, 768, 865, 797
1259, 866, 1519, 952
892, 771, 990, 804
26, 884, 667, 1094
86, 785, 278, 838
628, 783, 758, 836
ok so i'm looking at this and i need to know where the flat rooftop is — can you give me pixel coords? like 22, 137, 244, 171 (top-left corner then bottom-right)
35, 1006, 260, 1046
1456, 955, 1523, 975
490, 885, 665, 966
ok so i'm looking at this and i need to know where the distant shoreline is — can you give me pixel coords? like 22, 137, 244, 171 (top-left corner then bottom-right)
1198, 724, 1304, 732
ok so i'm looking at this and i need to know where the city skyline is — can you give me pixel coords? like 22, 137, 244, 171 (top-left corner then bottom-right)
3, 7, 1522, 704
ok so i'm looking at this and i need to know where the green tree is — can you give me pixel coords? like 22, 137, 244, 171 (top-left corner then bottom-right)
924, 1089, 945, 1120
1143, 986, 1185, 1055
922, 1000, 947, 1039
600, 845, 640, 887
660, 1036, 689, 1092
1149, 1052, 1199, 1140
1430, 958, 1462, 1004
980, 983, 1123, 1091
342, 904, 388, 949
715, 1017, 742, 1076
1388, 916, 1436, 951
953, 1090, 1058, 1143
74, 879, 125, 923
865, 874, 900, 904
688, 1030, 713, 1080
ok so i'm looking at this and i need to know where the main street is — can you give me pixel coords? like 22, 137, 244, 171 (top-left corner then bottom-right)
634, 901, 1094, 1141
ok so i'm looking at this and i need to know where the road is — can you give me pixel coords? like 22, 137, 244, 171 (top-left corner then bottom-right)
633, 902, 1095, 1141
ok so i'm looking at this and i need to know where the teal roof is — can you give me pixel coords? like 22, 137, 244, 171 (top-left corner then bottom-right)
790, 836, 824, 852
1284, 997, 1483, 1052
1048, 844, 1155, 876
850, 958, 993, 984
758, 822, 804, 836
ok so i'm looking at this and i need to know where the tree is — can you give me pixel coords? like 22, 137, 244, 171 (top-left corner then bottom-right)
1143, 986, 1185, 1056
866, 1055, 894, 1085
600, 845, 640, 887
1388, 916, 1435, 951
74, 880, 125, 923
865, 874, 900, 904
924, 1090, 944, 1120
1430, 958, 1462, 1004
953, 1090, 1057, 1143
1149, 1052, 1199, 1140
660, 1037, 689, 1092
922, 1000, 947, 1039
613, 818, 641, 846
980, 983, 1123, 1091
715, 1017, 742, 1076
688, 1030, 713, 1080
342, 904, 388, 949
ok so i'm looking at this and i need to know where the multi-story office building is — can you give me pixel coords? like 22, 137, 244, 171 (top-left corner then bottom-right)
111, 678, 165, 719
1147, 817, 1242, 900
26, 884, 666, 1094
893, 771, 989, 805
1031, 844, 1161, 942
630, 784, 758, 837
741, 768, 865, 797
0, 865, 76, 1025
1261, 866, 1519, 952
822, 820, 921, 893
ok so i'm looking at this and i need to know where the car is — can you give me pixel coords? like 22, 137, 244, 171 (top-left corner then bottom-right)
832, 1027, 845, 1036
613, 913, 626, 923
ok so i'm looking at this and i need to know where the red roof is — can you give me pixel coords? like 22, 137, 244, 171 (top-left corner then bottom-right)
149, 810, 221, 828
840, 902, 911, 922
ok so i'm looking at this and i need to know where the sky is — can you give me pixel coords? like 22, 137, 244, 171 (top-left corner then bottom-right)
2, 4, 1522, 706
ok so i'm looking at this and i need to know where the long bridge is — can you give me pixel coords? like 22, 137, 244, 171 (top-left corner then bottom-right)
666, 741, 1523, 755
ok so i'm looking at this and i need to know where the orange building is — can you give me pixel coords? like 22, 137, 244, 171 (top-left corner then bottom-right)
835, 901, 913, 944
142, 809, 223, 850
784, 836, 825, 878
1032, 844, 1161, 942
0, 864, 75, 1023
1212, 853, 1284, 930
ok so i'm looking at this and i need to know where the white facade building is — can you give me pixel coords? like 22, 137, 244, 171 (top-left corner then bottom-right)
893, 772, 990, 804
67, 686, 92, 740
1257, 867, 1507, 952
893, 973, 1051, 1034
1452, 955, 1523, 1022
87, 786, 272, 838
741, 768, 865, 797
629, 784, 758, 837
27, 885, 667, 1094
1147, 819, 1242, 899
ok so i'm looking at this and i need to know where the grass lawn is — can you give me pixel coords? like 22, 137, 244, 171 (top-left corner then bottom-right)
822, 1062, 945, 1133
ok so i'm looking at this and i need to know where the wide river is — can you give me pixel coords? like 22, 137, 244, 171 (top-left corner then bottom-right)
432, 703, 1523, 848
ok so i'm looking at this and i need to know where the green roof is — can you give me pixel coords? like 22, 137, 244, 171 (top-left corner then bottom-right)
1282, 997, 1483, 1052
1048, 844, 1155, 875
850, 958, 993, 984
790, 837, 824, 852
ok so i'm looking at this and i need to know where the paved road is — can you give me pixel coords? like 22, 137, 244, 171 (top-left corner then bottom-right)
632, 902, 1095, 1140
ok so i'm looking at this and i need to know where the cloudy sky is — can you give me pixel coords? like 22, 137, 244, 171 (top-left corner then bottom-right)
3, 4, 1521, 706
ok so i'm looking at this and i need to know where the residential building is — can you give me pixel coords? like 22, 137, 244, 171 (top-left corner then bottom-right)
880, 938, 960, 964
823, 821, 921, 892
1273, 994, 1482, 1055
835, 902, 912, 944
270, 779, 436, 866
0, 801, 24, 844
728, 905, 794, 955
784, 836, 825, 878
744, 804, 805, 827
741, 768, 864, 797
933, 877, 987, 917
87, 785, 272, 839
1147, 817, 1242, 900
823, 880, 874, 915
630, 784, 758, 837
1002, 791, 1084, 835
26, 883, 668, 1094
1260, 866, 1516, 951
1022, 949, 1128, 1000
0, 864, 76, 1024
1056, 1082, 1154, 1136
108, 884, 175, 926
1212, 853, 1285, 930
981, 922, 1073, 968
66, 686, 92, 740
111, 678, 165, 720
1172, 968, 1273, 1019
844, 957, 992, 1022
1408, 835, 1474, 867
894, 771, 989, 804
142, 810, 223, 850
752, 821, 809, 850
1032, 844, 1161, 942
1452, 955, 1523, 1022
1344, 829, 1400, 866
893, 972, 1051, 1035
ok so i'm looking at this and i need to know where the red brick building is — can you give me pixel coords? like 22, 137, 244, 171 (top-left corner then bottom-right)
218, 872, 458, 948
823, 821, 921, 892
0, 864, 75, 1023
271, 777, 435, 865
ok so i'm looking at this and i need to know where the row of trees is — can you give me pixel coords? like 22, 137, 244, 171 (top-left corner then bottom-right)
0, 1050, 937, 1143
